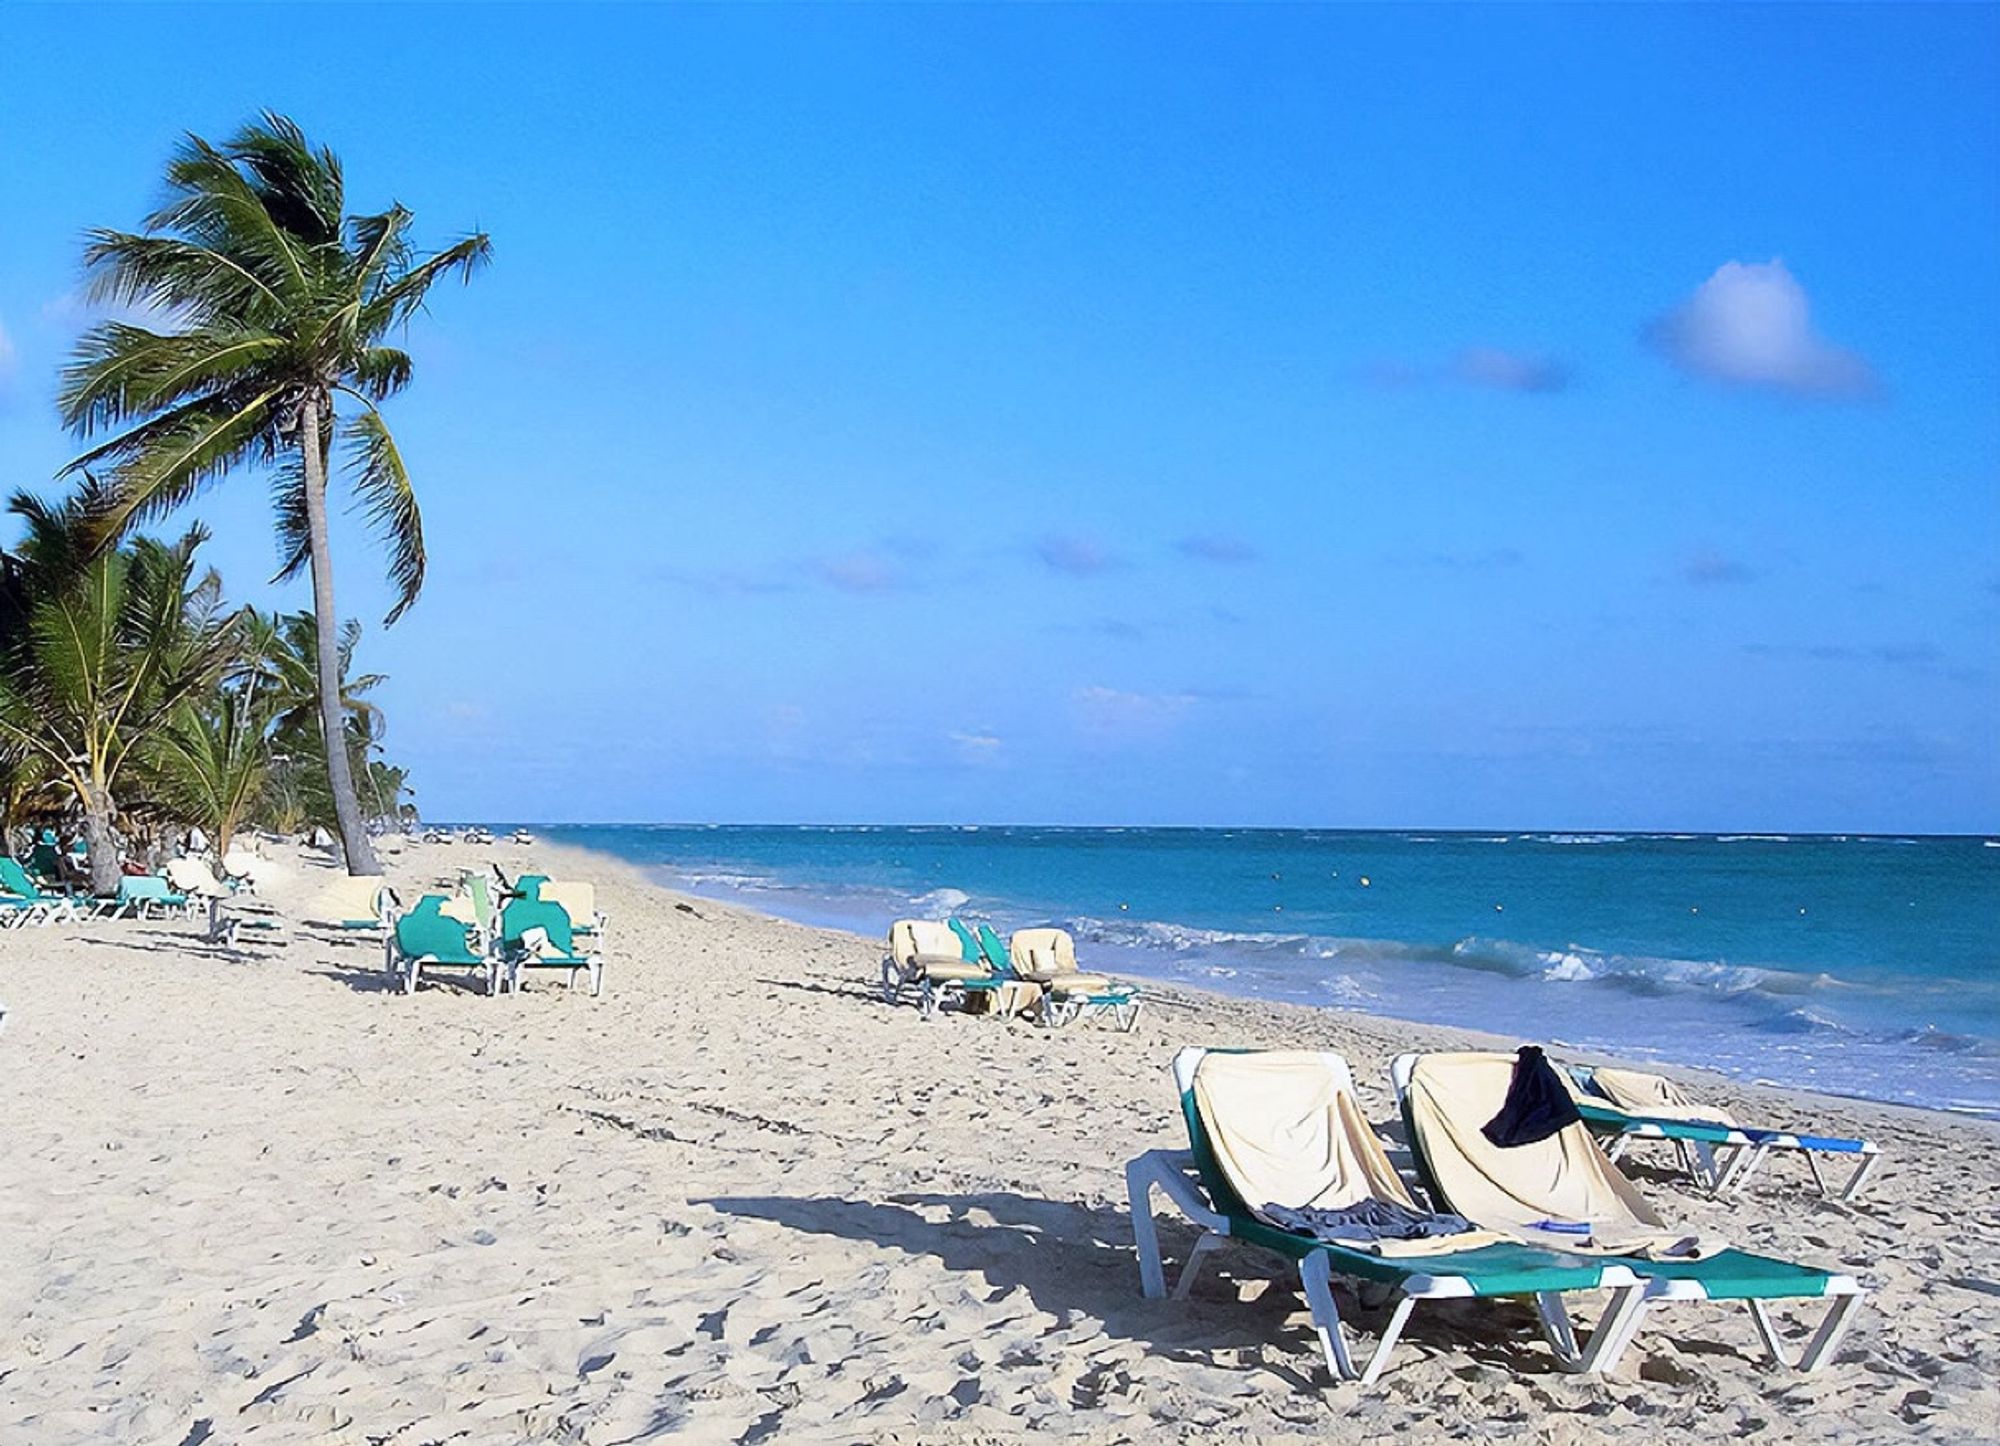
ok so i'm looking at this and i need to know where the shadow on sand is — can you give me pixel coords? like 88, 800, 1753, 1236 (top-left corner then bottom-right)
699, 1188, 1570, 1383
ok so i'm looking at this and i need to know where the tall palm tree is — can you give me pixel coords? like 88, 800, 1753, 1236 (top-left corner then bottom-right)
0, 488, 243, 895
58, 112, 490, 875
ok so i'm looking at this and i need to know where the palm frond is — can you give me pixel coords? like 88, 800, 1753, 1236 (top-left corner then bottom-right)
339, 404, 425, 623
360, 233, 492, 335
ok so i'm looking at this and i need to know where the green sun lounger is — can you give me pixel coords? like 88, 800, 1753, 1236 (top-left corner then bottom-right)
1565, 1064, 1883, 1201
1392, 1051, 1866, 1374
107, 874, 191, 920
498, 878, 603, 996
1126, 1047, 1650, 1388
0, 857, 79, 927
392, 894, 501, 995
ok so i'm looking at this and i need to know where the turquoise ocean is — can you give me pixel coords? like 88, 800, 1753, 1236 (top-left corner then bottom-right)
528, 825, 2000, 1119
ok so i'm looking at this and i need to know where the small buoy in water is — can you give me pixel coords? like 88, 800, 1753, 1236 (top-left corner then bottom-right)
1273, 904, 1283, 912
1119, 902, 1129, 911
1690, 906, 1699, 914
1799, 907, 1807, 915
1271, 872, 1282, 880
1494, 903, 1504, 912
1360, 876, 1371, 888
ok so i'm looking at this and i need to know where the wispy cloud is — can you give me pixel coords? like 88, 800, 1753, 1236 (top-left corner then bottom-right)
948, 730, 1004, 765
815, 550, 902, 593
1387, 546, 1525, 572
1036, 533, 1119, 575
1453, 347, 1570, 394
1682, 548, 1757, 586
1073, 684, 1201, 739
1743, 641, 1982, 684
1363, 348, 1571, 395
1176, 533, 1258, 564
1647, 259, 1876, 399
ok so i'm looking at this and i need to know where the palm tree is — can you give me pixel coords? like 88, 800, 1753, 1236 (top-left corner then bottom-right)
58, 112, 490, 875
145, 684, 274, 863
0, 488, 243, 895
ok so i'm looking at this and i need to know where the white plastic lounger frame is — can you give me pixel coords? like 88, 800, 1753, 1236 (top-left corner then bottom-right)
1389, 1053, 1869, 1374
1126, 1050, 1651, 1389
1590, 1109, 1883, 1203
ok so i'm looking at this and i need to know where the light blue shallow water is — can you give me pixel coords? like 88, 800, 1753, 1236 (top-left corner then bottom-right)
526, 824, 2000, 1119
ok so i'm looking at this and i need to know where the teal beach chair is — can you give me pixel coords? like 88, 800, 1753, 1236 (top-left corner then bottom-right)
1392, 1051, 1867, 1374
109, 874, 191, 920
1126, 1047, 1650, 1387
1566, 1064, 1883, 1201
0, 856, 78, 927
392, 895, 501, 995
498, 878, 604, 995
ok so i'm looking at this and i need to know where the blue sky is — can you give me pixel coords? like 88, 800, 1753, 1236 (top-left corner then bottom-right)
0, 4, 1994, 831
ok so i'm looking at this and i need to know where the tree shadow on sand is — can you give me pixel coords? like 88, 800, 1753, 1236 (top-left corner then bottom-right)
699, 1189, 1582, 1385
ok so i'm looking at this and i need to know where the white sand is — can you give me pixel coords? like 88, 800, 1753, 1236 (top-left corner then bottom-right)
3, 837, 1997, 1443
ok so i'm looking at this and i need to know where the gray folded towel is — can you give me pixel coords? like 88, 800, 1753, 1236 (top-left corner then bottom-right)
1262, 1198, 1473, 1243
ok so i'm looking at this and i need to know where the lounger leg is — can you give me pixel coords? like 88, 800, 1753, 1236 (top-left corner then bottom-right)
1585, 1286, 1650, 1373
590, 961, 603, 997
1297, 1251, 1407, 1385
404, 959, 421, 995
1723, 1143, 1772, 1195
1125, 1157, 1169, 1300
1797, 1293, 1864, 1373
1172, 1233, 1224, 1300
1803, 1151, 1830, 1196
1535, 1291, 1581, 1365
1839, 1153, 1881, 1202
1606, 1134, 1633, 1164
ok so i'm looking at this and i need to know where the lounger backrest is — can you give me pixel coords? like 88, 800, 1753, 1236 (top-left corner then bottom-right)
0, 857, 42, 899
1187, 1048, 1418, 1217
1401, 1052, 1663, 1237
541, 880, 596, 927
397, 895, 481, 963
888, 919, 960, 965
1589, 1067, 1738, 1128
502, 893, 576, 952
165, 858, 223, 896
1009, 927, 1077, 981
315, 874, 387, 923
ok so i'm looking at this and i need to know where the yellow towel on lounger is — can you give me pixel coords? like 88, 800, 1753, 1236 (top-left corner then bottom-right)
1194, 1051, 1506, 1258
1590, 1067, 1740, 1128
1404, 1052, 1728, 1259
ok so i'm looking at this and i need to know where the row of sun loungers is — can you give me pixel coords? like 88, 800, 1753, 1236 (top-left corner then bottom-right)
1128, 1047, 1870, 1389
883, 919, 1141, 1030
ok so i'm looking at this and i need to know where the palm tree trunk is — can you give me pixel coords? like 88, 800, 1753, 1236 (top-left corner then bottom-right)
81, 779, 123, 898
299, 394, 381, 876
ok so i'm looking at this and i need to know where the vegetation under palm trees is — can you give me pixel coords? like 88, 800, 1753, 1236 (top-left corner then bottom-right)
0, 488, 243, 894
57, 112, 489, 875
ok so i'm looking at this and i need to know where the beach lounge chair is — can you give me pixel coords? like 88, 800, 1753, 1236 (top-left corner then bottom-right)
1566, 1064, 1882, 1202
1391, 1051, 1866, 1373
306, 874, 395, 932
392, 894, 502, 995
882, 919, 1000, 1016
1008, 927, 1141, 1031
497, 878, 603, 995
1126, 1048, 1650, 1387
165, 857, 231, 901
0, 857, 80, 927
108, 874, 192, 920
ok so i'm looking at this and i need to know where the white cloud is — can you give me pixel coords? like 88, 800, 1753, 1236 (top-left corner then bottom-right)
1073, 685, 1199, 739
1647, 259, 1876, 398
948, 730, 1003, 765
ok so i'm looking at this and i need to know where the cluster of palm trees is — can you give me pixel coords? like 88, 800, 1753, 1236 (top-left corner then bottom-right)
0, 112, 487, 885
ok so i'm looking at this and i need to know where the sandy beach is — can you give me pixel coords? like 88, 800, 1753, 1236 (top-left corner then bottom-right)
3, 835, 1997, 1445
